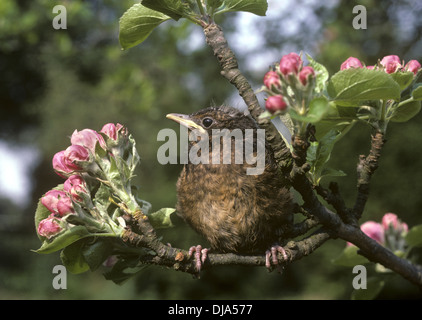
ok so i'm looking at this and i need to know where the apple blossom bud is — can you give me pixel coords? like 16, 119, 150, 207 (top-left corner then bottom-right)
41, 189, 75, 217
405, 60, 421, 75
263, 71, 281, 89
265, 95, 287, 114
299, 66, 315, 85
279, 52, 302, 76
71, 129, 106, 154
360, 221, 385, 245
401, 222, 409, 233
37, 214, 62, 239
100, 123, 124, 141
382, 213, 398, 230
382, 213, 408, 234
380, 55, 402, 74
64, 145, 89, 170
57, 196, 74, 216
41, 189, 67, 215
340, 57, 363, 70
64, 175, 88, 202
52, 150, 74, 178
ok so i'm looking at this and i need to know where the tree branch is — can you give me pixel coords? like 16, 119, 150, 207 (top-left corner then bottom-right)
122, 226, 331, 275
290, 133, 422, 288
353, 131, 386, 220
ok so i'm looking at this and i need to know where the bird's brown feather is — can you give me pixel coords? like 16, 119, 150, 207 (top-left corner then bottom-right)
172, 106, 293, 254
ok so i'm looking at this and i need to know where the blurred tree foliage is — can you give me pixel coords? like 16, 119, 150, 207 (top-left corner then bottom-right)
1, 0, 421, 299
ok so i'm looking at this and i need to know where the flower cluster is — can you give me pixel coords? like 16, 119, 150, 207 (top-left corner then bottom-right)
340, 55, 421, 75
37, 123, 126, 240
263, 52, 316, 114
348, 213, 409, 253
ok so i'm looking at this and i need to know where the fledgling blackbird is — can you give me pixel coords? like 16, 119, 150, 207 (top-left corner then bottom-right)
167, 106, 293, 271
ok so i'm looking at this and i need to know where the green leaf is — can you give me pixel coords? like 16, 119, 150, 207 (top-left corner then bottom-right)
289, 96, 330, 123
405, 224, 422, 247
318, 167, 346, 184
147, 208, 175, 229
93, 182, 112, 212
34, 225, 93, 254
390, 100, 421, 123
207, 0, 224, 10
411, 84, 422, 101
313, 102, 357, 140
141, 0, 186, 21
104, 254, 147, 285
82, 239, 114, 271
307, 129, 341, 185
390, 71, 415, 91
218, 0, 268, 16
306, 54, 329, 93
119, 4, 171, 50
327, 69, 401, 106
332, 245, 370, 267
351, 277, 385, 300
60, 240, 90, 274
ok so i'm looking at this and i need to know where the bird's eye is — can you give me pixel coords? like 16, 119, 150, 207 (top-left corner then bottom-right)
202, 117, 213, 128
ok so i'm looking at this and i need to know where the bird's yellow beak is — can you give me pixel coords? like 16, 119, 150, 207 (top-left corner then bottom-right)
166, 113, 206, 133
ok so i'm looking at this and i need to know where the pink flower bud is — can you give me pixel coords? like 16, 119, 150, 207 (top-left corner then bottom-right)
71, 129, 106, 154
380, 55, 402, 74
41, 190, 67, 215
366, 65, 375, 70
64, 175, 88, 202
52, 150, 74, 178
58, 196, 75, 216
360, 221, 385, 245
265, 95, 287, 114
340, 57, 363, 70
63, 145, 89, 171
382, 213, 408, 234
100, 123, 124, 141
382, 213, 398, 230
41, 189, 74, 217
37, 214, 62, 239
263, 71, 281, 89
405, 60, 421, 75
53, 146, 89, 177
299, 66, 315, 85
401, 222, 409, 233
279, 52, 302, 76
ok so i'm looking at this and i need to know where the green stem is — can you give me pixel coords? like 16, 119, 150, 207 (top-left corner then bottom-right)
380, 99, 387, 121
379, 99, 388, 133
397, 96, 414, 108
196, 0, 206, 16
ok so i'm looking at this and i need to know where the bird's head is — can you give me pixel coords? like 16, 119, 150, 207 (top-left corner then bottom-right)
166, 105, 257, 133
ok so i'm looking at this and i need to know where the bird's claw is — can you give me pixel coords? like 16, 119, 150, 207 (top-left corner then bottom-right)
188, 245, 209, 273
265, 245, 288, 273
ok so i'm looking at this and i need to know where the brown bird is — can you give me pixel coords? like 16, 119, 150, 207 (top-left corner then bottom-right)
167, 105, 293, 272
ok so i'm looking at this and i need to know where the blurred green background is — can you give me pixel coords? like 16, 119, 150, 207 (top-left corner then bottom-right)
1, 0, 422, 299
